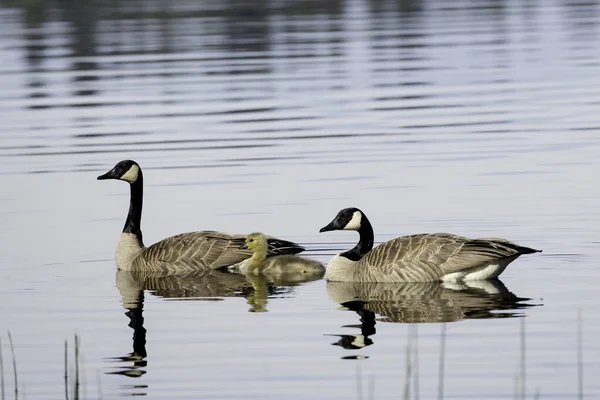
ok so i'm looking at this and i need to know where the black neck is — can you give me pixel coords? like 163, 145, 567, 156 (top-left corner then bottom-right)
125, 290, 147, 359
123, 172, 144, 244
340, 216, 374, 261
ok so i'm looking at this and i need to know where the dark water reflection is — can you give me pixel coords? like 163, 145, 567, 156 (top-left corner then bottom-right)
110, 270, 537, 392
326, 279, 539, 356
109, 268, 321, 395
2, 0, 599, 174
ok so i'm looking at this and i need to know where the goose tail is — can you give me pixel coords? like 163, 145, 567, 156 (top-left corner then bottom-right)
497, 241, 542, 255
267, 238, 305, 255
517, 245, 542, 255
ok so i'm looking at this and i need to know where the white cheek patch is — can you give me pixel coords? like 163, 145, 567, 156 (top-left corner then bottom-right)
343, 211, 362, 230
120, 164, 139, 183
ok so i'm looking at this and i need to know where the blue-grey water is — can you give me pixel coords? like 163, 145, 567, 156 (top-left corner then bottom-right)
0, 0, 599, 398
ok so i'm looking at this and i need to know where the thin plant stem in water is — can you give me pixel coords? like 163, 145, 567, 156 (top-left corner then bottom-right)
437, 324, 446, 400
74, 335, 80, 400
7, 332, 17, 400
64, 340, 69, 400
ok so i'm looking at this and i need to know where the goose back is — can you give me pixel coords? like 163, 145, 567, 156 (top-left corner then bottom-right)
127, 231, 302, 274
328, 233, 539, 283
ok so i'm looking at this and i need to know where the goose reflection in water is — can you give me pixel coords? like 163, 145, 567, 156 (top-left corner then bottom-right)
106, 267, 324, 391
240, 267, 324, 312
325, 279, 541, 357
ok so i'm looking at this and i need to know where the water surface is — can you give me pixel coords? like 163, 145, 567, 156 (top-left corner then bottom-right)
0, 0, 599, 398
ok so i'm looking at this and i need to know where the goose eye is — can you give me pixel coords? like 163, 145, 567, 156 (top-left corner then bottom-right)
249, 239, 254, 242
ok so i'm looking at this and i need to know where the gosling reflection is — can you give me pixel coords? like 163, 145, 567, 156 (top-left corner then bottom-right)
326, 279, 539, 355
245, 273, 270, 313
241, 267, 325, 312
241, 269, 324, 312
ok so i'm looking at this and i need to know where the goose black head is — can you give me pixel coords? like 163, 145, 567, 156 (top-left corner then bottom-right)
320, 207, 364, 233
97, 160, 141, 184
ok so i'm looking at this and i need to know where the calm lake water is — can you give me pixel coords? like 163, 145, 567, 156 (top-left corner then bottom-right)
1, 0, 599, 398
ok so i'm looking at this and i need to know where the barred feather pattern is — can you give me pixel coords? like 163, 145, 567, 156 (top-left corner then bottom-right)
119, 231, 304, 274
116, 268, 321, 310
326, 233, 539, 283
117, 269, 253, 306
326, 280, 536, 323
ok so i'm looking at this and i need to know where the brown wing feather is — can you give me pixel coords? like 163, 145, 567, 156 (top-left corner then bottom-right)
132, 231, 305, 273
441, 237, 537, 274
134, 231, 253, 271
356, 233, 535, 282
356, 234, 466, 282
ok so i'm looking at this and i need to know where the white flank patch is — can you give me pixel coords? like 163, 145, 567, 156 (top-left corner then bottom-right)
462, 263, 504, 281
442, 257, 516, 282
120, 164, 140, 183
343, 211, 362, 230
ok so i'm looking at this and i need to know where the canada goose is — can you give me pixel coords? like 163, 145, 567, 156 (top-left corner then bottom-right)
238, 232, 325, 277
98, 160, 304, 272
319, 207, 541, 283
